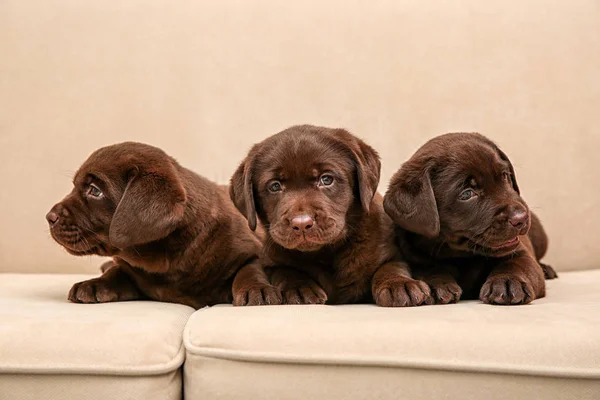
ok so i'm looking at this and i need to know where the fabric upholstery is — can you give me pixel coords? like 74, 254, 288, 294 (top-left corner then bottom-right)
1, 0, 599, 273
0, 274, 194, 400
0, 373, 182, 400
183, 270, 600, 399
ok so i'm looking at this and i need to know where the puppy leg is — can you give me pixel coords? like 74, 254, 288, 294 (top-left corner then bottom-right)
68, 265, 144, 304
232, 261, 282, 306
540, 263, 558, 280
418, 265, 462, 304
480, 255, 545, 305
270, 267, 328, 305
528, 213, 557, 280
372, 261, 433, 307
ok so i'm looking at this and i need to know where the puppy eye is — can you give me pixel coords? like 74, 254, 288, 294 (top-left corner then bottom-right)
87, 184, 103, 198
319, 175, 334, 186
503, 172, 510, 181
459, 189, 476, 201
268, 181, 282, 193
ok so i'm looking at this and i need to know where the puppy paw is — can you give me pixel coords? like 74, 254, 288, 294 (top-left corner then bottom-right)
233, 284, 282, 306
480, 275, 535, 305
68, 278, 138, 304
283, 285, 328, 305
374, 278, 433, 307
540, 263, 558, 280
429, 280, 462, 304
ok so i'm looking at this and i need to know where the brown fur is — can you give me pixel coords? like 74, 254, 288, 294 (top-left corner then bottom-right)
46, 142, 281, 308
384, 132, 557, 306
230, 125, 431, 306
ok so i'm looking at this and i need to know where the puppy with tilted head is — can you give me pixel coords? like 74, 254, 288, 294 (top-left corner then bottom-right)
230, 125, 432, 306
47, 142, 281, 308
384, 132, 557, 306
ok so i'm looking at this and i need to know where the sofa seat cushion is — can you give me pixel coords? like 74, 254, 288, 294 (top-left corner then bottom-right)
183, 269, 600, 400
0, 273, 194, 400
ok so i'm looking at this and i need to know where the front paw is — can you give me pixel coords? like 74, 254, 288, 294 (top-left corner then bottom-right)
283, 285, 328, 305
374, 278, 433, 307
429, 280, 462, 304
233, 284, 282, 306
540, 263, 558, 280
68, 278, 137, 304
480, 275, 535, 305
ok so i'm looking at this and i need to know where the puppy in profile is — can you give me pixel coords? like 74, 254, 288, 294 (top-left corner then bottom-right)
230, 125, 431, 306
47, 142, 280, 308
384, 132, 556, 306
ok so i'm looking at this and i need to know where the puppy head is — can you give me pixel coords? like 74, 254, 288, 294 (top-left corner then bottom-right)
230, 125, 380, 252
46, 142, 187, 255
384, 133, 529, 257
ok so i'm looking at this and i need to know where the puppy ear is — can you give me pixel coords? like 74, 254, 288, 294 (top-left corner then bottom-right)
354, 139, 382, 212
494, 146, 520, 194
229, 155, 257, 231
383, 161, 440, 238
109, 163, 186, 248
334, 130, 381, 212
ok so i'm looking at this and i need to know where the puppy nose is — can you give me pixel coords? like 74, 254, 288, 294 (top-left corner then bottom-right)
46, 211, 59, 225
291, 215, 314, 232
509, 211, 529, 228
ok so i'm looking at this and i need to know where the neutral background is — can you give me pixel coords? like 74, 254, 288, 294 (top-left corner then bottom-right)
1, 0, 598, 273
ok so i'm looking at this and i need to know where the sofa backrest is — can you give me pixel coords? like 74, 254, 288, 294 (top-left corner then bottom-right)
1, 0, 598, 273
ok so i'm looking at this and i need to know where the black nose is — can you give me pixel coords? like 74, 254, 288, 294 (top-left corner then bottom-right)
290, 215, 314, 232
46, 211, 59, 226
509, 211, 529, 229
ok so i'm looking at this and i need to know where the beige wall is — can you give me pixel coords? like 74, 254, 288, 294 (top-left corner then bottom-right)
1, 0, 599, 273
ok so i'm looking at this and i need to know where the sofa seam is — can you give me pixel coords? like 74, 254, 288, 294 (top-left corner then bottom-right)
182, 346, 600, 380
0, 341, 187, 376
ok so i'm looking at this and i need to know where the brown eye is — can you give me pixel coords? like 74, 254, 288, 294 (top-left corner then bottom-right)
503, 172, 510, 181
459, 189, 476, 201
87, 184, 103, 198
319, 175, 334, 186
268, 181, 282, 193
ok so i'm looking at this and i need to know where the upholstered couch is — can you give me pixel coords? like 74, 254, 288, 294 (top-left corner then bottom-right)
1, 1, 599, 399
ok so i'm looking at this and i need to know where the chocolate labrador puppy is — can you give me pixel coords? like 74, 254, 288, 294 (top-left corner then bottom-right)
384, 132, 556, 306
47, 142, 280, 308
230, 125, 431, 306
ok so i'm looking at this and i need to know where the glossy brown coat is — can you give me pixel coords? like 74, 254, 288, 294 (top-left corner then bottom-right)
47, 142, 280, 309
230, 125, 431, 306
384, 132, 556, 306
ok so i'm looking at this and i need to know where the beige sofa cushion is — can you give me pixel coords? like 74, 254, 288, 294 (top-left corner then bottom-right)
0, 274, 194, 400
1, 0, 600, 274
183, 270, 600, 400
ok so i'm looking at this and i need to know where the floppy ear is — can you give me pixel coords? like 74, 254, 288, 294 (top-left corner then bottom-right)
383, 161, 440, 238
354, 139, 381, 212
229, 156, 257, 231
334, 130, 381, 212
109, 164, 186, 248
494, 146, 520, 194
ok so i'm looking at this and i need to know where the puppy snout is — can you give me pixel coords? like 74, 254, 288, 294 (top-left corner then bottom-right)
46, 211, 59, 226
508, 211, 529, 229
46, 204, 70, 227
290, 215, 314, 232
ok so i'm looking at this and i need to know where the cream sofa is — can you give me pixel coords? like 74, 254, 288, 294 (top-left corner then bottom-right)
1, 1, 599, 399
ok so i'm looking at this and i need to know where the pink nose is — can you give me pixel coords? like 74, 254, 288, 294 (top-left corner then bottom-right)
509, 211, 529, 228
291, 215, 314, 232
46, 211, 59, 225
